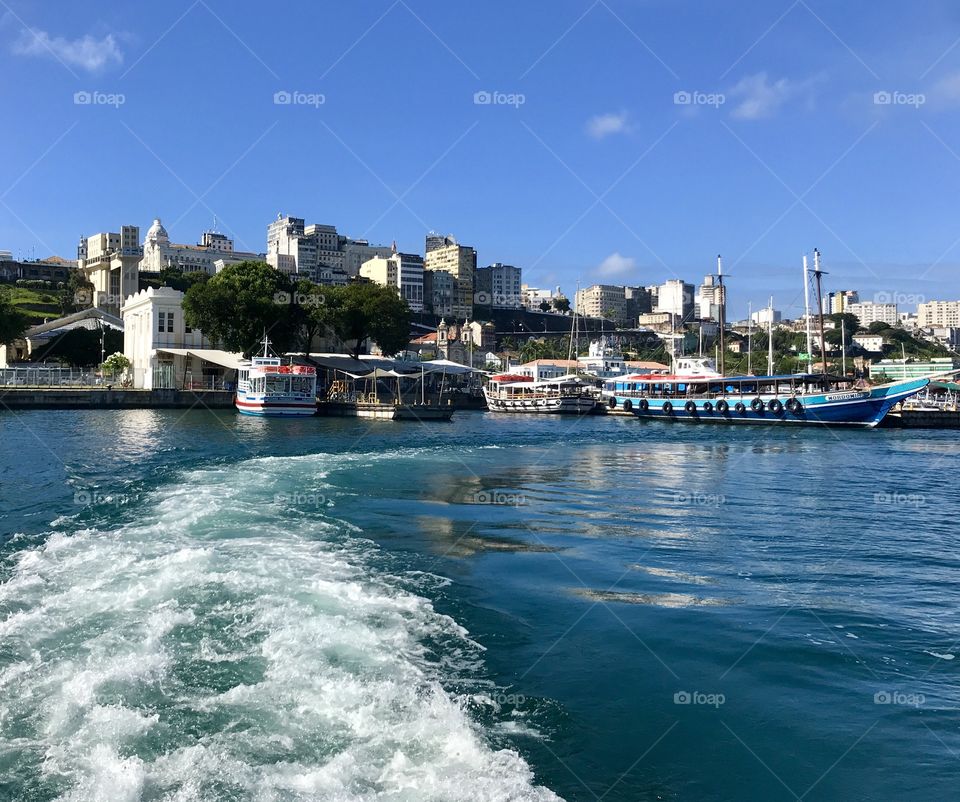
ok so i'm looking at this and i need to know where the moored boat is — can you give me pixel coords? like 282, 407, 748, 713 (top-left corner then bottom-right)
602, 370, 928, 427
483, 374, 597, 414
236, 340, 317, 417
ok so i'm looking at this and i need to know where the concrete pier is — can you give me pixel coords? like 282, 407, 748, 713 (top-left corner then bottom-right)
882, 410, 960, 429
0, 388, 235, 410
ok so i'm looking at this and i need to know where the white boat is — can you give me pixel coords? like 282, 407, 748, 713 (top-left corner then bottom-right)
483, 374, 597, 414
236, 339, 317, 417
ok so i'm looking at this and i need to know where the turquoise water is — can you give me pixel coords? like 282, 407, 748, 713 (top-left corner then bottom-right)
1, 409, 958, 801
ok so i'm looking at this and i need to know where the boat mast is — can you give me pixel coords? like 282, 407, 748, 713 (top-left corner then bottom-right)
747, 302, 753, 375
812, 248, 829, 379
767, 296, 775, 375
841, 318, 847, 377
717, 254, 725, 376
802, 255, 813, 373
567, 280, 580, 373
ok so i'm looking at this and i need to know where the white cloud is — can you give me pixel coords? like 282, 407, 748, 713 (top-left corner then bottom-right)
13, 29, 123, 72
586, 111, 630, 139
597, 252, 636, 277
727, 72, 794, 120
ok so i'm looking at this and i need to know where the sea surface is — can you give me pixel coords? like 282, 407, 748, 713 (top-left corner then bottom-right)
0, 408, 958, 801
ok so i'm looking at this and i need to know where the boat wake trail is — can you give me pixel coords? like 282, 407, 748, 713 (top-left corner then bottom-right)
0, 455, 560, 801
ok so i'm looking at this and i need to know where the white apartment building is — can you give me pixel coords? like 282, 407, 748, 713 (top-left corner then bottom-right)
655, 279, 695, 323
359, 252, 424, 312
697, 275, 725, 321
521, 285, 560, 310
266, 215, 391, 284
475, 263, 522, 308
852, 334, 884, 352
918, 300, 960, 328
846, 301, 898, 326
141, 218, 261, 275
122, 287, 242, 390
751, 307, 782, 327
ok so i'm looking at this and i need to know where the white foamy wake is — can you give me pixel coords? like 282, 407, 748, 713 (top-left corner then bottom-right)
0, 456, 561, 801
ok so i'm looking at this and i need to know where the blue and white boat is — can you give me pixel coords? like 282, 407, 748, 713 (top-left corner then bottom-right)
601, 357, 928, 428
235, 339, 317, 417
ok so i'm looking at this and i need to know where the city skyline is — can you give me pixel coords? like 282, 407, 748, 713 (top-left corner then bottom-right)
3, 2, 960, 319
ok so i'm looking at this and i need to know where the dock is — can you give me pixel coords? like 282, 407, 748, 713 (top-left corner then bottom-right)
0, 388, 235, 410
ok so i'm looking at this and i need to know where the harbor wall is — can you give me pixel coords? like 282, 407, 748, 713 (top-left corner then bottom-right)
882, 410, 960, 429
0, 389, 235, 410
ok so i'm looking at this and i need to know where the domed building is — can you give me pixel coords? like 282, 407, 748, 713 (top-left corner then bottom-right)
140, 217, 262, 274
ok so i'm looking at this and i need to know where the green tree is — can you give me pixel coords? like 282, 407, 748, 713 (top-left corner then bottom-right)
59, 269, 95, 314
0, 290, 30, 345
312, 282, 411, 358
553, 296, 571, 314
182, 261, 298, 356
538, 300, 551, 312
867, 321, 891, 335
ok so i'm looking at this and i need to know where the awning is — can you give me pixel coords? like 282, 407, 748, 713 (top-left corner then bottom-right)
344, 368, 410, 379
156, 348, 245, 370
420, 359, 488, 375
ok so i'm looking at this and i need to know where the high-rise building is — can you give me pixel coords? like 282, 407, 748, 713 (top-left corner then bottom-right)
267, 216, 317, 280
624, 286, 652, 322
697, 274, 726, 321
918, 300, 960, 327
846, 301, 898, 326
77, 225, 143, 313
266, 215, 390, 284
474, 263, 522, 308
750, 307, 782, 327
425, 232, 456, 253
655, 279, 695, 324
424, 270, 455, 317
359, 251, 424, 312
575, 284, 628, 324
829, 290, 859, 314
423, 235, 476, 319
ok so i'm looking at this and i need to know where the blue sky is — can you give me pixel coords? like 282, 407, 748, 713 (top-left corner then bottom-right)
2, 0, 960, 318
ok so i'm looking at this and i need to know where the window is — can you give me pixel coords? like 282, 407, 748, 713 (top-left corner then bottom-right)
157, 311, 166, 333
166, 312, 174, 333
